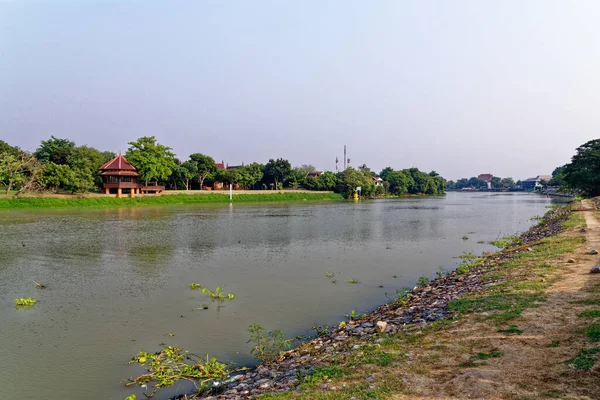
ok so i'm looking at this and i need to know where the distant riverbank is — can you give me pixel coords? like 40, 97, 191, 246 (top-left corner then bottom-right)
0, 191, 343, 209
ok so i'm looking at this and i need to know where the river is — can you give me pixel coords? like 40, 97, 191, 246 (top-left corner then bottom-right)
0, 192, 560, 399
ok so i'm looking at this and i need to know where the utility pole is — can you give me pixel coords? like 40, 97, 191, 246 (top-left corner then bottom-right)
344, 145, 347, 170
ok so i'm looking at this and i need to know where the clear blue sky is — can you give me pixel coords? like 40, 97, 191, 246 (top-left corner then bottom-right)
1, 0, 599, 180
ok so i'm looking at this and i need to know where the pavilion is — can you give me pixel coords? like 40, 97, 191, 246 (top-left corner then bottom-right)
99, 153, 164, 197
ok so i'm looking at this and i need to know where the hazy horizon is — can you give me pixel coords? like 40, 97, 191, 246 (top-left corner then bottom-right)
2, 1, 599, 180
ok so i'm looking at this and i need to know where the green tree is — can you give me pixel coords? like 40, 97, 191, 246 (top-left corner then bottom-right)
40, 163, 73, 192
34, 136, 75, 165
289, 167, 306, 188
379, 167, 394, 182
563, 139, 600, 197
500, 177, 515, 188
491, 176, 502, 189
188, 153, 217, 190
387, 170, 411, 195
0, 151, 39, 194
317, 171, 337, 191
549, 166, 566, 187
335, 167, 374, 196
0, 140, 20, 156
263, 158, 292, 188
242, 163, 264, 189
126, 136, 176, 185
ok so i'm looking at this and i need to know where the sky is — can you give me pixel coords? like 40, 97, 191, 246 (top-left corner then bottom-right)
1, 0, 600, 180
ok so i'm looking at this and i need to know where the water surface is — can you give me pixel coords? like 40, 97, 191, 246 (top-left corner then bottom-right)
0, 192, 558, 399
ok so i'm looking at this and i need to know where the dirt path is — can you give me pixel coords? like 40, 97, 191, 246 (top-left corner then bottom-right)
394, 202, 600, 399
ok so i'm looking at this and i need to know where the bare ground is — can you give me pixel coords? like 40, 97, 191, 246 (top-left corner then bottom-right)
392, 200, 600, 399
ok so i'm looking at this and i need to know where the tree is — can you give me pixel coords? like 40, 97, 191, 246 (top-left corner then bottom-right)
0, 151, 39, 194
242, 163, 264, 189
317, 172, 337, 191
386, 170, 411, 195
68, 146, 115, 189
335, 167, 375, 197
499, 177, 515, 188
0, 140, 20, 156
263, 158, 292, 188
467, 177, 486, 189
379, 167, 394, 182
126, 136, 176, 185
549, 166, 566, 187
491, 176, 502, 189
189, 153, 217, 190
34, 136, 75, 165
289, 167, 306, 188
563, 139, 600, 197
299, 164, 316, 177
170, 160, 197, 190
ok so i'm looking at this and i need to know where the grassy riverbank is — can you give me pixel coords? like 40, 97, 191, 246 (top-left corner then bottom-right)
200, 201, 600, 399
0, 192, 343, 209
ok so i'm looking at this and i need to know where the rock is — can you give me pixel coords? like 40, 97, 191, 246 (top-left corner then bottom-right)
589, 249, 599, 255
591, 265, 600, 274
567, 259, 576, 264
376, 321, 387, 333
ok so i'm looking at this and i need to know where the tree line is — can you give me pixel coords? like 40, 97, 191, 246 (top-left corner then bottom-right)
0, 135, 445, 197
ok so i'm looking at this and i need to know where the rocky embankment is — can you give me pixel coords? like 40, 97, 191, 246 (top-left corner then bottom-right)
202, 206, 573, 400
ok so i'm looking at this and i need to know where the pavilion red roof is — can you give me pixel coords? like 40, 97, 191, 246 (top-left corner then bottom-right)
99, 153, 139, 175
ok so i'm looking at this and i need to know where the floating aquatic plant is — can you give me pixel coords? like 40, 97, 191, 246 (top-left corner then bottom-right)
14, 297, 37, 308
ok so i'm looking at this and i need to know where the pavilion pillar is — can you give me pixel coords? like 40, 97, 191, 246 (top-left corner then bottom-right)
130, 188, 135, 198
117, 188, 122, 198
104, 187, 109, 195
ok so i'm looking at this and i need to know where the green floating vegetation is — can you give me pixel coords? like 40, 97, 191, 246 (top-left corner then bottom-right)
14, 297, 37, 308
566, 347, 600, 370
190, 282, 203, 290
490, 235, 522, 249
348, 279, 359, 284
127, 346, 229, 398
201, 286, 234, 301
0, 192, 344, 210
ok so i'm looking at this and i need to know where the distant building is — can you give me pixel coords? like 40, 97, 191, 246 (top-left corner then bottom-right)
372, 176, 384, 187
307, 171, 323, 178
477, 174, 493, 189
522, 175, 552, 190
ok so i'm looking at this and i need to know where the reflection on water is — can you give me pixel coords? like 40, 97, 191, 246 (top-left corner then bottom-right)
0, 192, 557, 400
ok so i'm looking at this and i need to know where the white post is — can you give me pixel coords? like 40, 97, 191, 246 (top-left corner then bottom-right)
229, 184, 233, 201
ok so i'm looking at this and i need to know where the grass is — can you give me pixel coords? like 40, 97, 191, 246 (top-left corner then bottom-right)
473, 351, 503, 360
449, 293, 545, 323
0, 192, 344, 209
572, 298, 600, 306
578, 310, 600, 318
566, 347, 600, 370
586, 321, 600, 342
498, 324, 524, 335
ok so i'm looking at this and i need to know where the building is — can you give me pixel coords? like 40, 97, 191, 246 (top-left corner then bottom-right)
477, 174, 494, 190
522, 175, 552, 190
372, 176, 384, 187
99, 153, 164, 197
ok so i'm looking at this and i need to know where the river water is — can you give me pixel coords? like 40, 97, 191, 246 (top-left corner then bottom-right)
0, 192, 559, 399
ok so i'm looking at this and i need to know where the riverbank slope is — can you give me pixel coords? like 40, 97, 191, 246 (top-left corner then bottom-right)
0, 191, 343, 209
207, 201, 600, 399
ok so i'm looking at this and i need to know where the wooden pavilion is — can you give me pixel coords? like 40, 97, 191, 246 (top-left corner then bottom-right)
99, 153, 164, 197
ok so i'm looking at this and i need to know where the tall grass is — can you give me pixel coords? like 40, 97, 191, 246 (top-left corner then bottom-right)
0, 192, 344, 209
